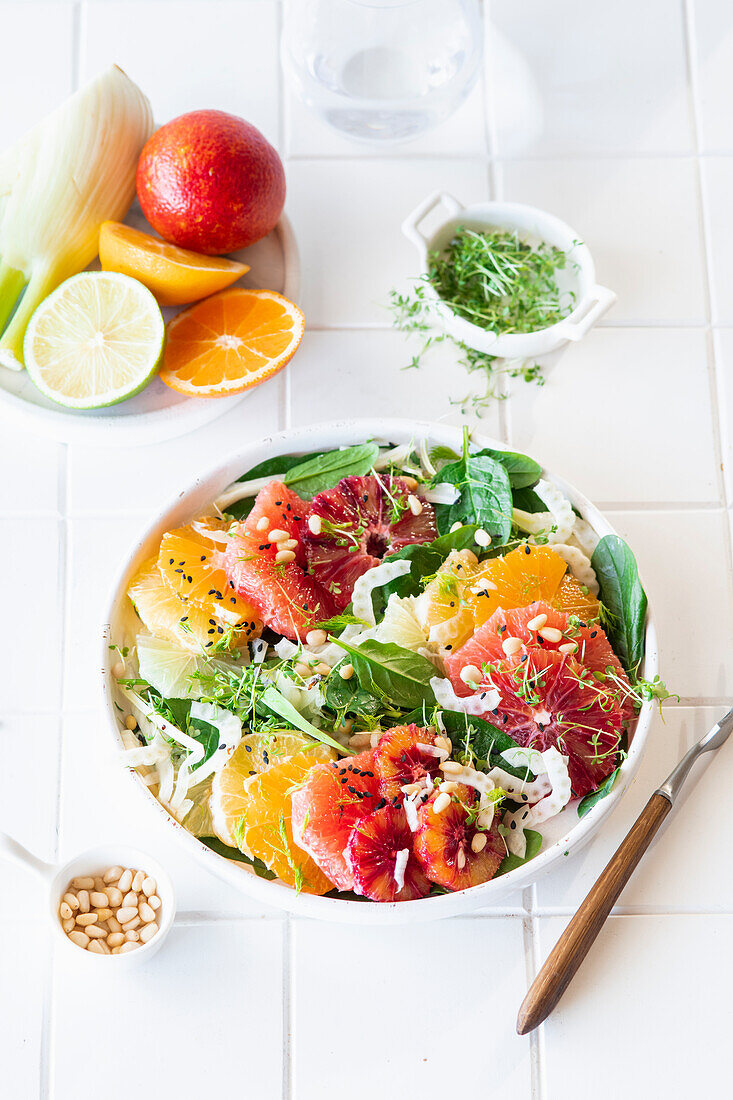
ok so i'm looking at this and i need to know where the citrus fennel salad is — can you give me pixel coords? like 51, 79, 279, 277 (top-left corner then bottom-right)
111, 431, 663, 901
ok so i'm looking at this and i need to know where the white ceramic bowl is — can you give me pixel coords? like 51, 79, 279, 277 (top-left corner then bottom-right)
402, 191, 616, 359
101, 418, 657, 925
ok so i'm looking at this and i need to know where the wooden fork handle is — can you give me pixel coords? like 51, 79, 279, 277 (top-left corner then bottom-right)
516, 791, 672, 1035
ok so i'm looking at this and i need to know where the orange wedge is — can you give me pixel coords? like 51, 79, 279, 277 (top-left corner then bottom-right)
158, 288, 305, 397
99, 222, 248, 306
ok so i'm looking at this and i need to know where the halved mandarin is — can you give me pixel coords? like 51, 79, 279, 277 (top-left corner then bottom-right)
159, 288, 305, 397
99, 221, 248, 306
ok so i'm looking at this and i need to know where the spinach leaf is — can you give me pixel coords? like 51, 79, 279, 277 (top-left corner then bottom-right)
511, 486, 546, 513
200, 835, 276, 879
237, 451, 326, 483
591, 535, 647, 674
188, 716, 220, 771
333, 638, 437, 709
282, 442, 380, 498
497, 829, 543, 875
260, 686, 349, 755
437, 711, 532, 778
433, 441, 513, 543
322, 669, 384, 717
474, 448, 542, 490
577, 767, 621, 818
371, 525, 481, 619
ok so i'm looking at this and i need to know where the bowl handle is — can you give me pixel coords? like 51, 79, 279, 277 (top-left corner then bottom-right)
0, 831, 56, 882
556, 285, 617, 342
401, 191, 465, 251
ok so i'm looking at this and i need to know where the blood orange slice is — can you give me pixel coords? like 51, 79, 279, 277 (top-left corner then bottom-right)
291, 750, 380, 891
345, 804, 431, 902
414, 788, 505, 891
303, 475, 437, 610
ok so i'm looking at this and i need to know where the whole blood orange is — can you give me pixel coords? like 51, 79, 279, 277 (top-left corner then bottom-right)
136, 110, 286, 255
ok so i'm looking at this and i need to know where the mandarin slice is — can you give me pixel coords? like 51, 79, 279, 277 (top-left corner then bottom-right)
468, 544, 568, 627
551, 572, 601, 621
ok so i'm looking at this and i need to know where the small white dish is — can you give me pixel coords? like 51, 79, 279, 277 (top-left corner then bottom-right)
100, 417, 658, 925
401, 191, 616, 359
0, 208, 300, 446
0, 833, 175, 964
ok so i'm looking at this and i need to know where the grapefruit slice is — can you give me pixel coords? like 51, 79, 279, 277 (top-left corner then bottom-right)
223, 480, 337, 640
291, 750, 380, 891
303, 475, 437, 610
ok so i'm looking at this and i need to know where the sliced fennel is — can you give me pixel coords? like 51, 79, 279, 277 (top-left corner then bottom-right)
0, 65, 153, 369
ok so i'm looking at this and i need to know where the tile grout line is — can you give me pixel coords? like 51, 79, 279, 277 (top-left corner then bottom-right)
283, 917, 293, 1100
522, 883, 546, 1100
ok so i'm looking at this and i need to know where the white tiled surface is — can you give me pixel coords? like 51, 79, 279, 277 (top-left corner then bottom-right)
3, 2, 733, 1098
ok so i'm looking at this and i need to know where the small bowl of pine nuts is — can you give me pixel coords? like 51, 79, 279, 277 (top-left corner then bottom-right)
50, 846, 175, 963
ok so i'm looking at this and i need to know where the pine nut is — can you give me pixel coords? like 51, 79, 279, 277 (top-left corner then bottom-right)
407, 494, 423, 516
441, 761, 462, 775
87, 941, 107, 955
63, 892, 79, 911
434, 735, 452, 753
116, 906, 137, 924
112, 661, 125, 679
90, 891, 108, 907
401, 476, 418, 490
86, 925, 107, 939
125, 715, 137, 731
279, 538, 299, 551
141, 877, 156, 898
118, 869, 133, 893
275, 549, 296, 564
471, 832, 488, 853
502, 636, 523, 657
339, 663, 354, 680
93, 877, 106, 893
432, 792, 451, 814
62, 918, 75, 933
111, 947, 121, 955
294, 662, 311, 678
401, 782, 422, 796
149, 896, 161, 911
256, 515, 269, 532
307, 515, 322, 536
140, 922, 158, 944
139, 902, 156, 923
122, 917, 141, 932
107, 916, 122, 933
527, 613, 548, 631
77, 890, 90, 913
456, 847, 467, 870
59, 902, 72, 921
103, 866, 123, 883
314, 663, 331, 676
72, 876, 94, 890
306, 629, 328, 647
439, 781, 460, 794
95, 908, 113, 922
107, 933, 125, 948
131, 870, 145, 892
559, 642, 578, 654
474, 529, 492, 548
68, 931, 89, 949
119, 941, 140, 953
450, 521, 462, 533
539, 626, 563, 644
459, 664, 482, 686
76, 913, 98, 926
106, 887, 122, 907
348, 732, 372, 749
268, 528, 289, 542
122, 891, 138, 908
124, 930, 140, 942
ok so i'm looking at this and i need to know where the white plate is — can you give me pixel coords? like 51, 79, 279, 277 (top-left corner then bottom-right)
0, 205, 300, 445
101, 418, 658, 924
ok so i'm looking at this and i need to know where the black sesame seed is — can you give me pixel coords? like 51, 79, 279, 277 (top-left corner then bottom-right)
524, 545, 531, 555
208, 629, 215, 635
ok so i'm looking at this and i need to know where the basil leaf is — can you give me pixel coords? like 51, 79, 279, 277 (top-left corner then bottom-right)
333, 638, 437, 709
577, 767, 621, 818
511, 486, 546, 513
260, 685, 349, 755
497, 829, 543, 875
282, 442, 380, 499
200, 835, 276, 879
433, 452, 512, 543
591, 535, 647, 674
474, 448, 542, 490
187, 716, 220, 771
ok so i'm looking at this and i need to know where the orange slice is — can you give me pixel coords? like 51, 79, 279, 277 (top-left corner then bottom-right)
232, 746, 337, 894
99, 221, 248, 307
469, 544, 568, 628
158, 288, 305, 397
552, 572, 601, 620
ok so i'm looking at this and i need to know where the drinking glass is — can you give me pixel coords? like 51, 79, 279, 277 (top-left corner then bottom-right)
282, 0, 483, 145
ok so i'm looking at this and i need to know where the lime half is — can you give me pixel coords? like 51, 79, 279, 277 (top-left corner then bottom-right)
24, 271, 164, 409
